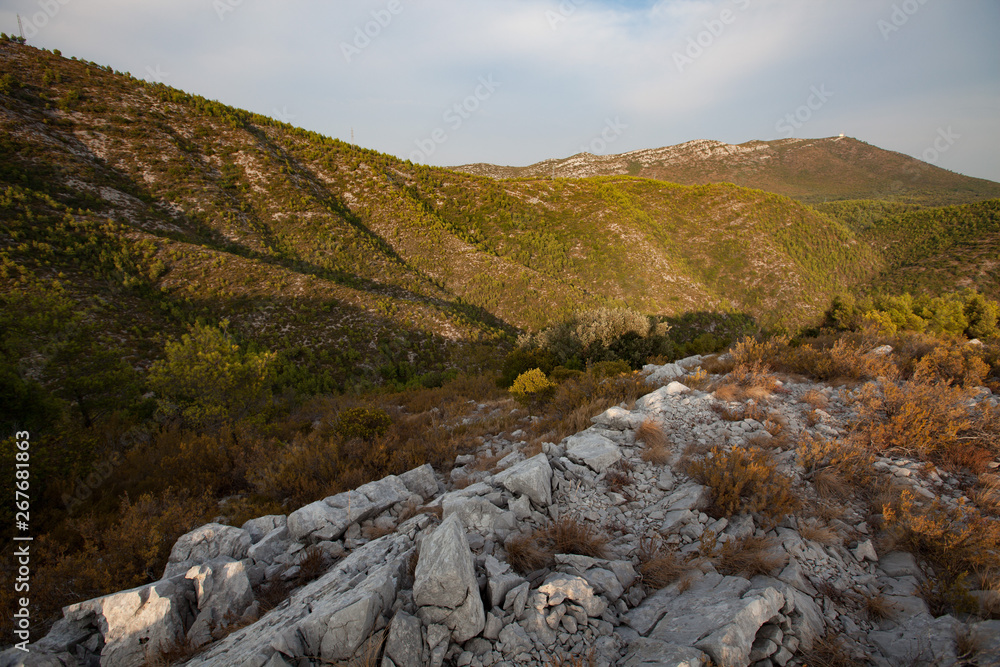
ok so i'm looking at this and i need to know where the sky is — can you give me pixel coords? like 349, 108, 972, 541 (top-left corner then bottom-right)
3, 0, 999, 181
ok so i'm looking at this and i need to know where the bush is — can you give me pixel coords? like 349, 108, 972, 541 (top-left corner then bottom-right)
147, 322, 276, 429
335, 407, 392, 442
912, 345, 989, 387
684, 446, 799, 527
853, 380, 972, 461
509, 368, 555, 406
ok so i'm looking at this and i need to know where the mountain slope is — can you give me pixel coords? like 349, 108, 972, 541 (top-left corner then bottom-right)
455, 138, 1000, 206
3, 41, 1000, 394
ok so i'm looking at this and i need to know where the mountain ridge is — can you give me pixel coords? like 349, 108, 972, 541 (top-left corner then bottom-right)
454, 137, 1000, 206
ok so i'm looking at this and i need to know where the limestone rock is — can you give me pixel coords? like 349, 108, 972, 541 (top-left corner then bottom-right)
563, 430, 621, 472
60, 576, 195, 667
183, 533, 412, 665
241, 515, 287, 544
493, 453, 553, 507
442, 496, 516, 538
591, 406, 645, 430
163, 523, 252, 578
621, 637, 708, 667
538, 573, 607, 618
413, 514, 485, 643
185, 558, 254, 649
382, 611, 423, 667
287, 475, 410, 543
400, 464, 439, 500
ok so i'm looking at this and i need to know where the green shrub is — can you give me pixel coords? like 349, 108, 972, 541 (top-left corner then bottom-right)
335, 407, 392, 442
509, 368, 555, 406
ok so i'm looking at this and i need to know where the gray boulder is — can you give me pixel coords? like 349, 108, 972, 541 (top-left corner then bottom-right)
382, 611, 424, 667
61, 576, 195, 667
442, 496, 516, 538
241, 515, 287, 544
400, 464, 439, 500
184, 558, 254, 649
493, 453, 552, 507
163, 523, 252, 578
413, 514, 485, 643
183, 532, 413, 666
563, 430, 621, 472
287, 474, 410, 543
621, 637, 708, 667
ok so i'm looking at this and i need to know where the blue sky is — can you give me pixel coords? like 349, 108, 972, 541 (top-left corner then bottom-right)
4, 0, 999, 181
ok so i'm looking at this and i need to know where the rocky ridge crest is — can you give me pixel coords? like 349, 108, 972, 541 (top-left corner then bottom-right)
5, 356, 1000, 667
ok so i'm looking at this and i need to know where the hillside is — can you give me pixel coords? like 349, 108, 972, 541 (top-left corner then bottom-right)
455, 138, 1000, 207
3, 39, 1000, 400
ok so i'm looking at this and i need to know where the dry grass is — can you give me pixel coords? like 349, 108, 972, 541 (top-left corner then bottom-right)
955, 627, 983, 665
683, 368, 711, 391
636, 536, 686, 589
505, 518, 609, 575
505, 531, 553, 574
713, 383, 743, 403
295, 546, 328, 584
701, 354, 734, 375
546, 517, 609, 558
797, 633, 856, 667
715, 535, 787, 577
636, 417, 671, 464
973, 473, 1000, 516
802, 388, 829, 409
798, 519, 841, 546
684, 446, 800, 526
863, 592, 893, 622
335, 628, 387, 667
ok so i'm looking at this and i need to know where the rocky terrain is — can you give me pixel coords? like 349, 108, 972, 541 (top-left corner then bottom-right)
4, 356, 1000, 667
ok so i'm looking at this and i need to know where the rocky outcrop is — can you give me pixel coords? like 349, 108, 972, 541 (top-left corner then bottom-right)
8, 355, 999, 667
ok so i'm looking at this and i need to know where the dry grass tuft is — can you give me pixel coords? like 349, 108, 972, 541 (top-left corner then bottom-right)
505, 518, 609, 575
798, 519, 841, 546
296, 546, 328, 583
713, 383, 743, 403
863, 592, 894, 622
684, 446, 800, 526
636, 417, 671, 464
803, 388, 829, 409
797, 633, 857, 667
505, 531, 553, 574
637, 536, 686, 589
683, 368, 711, 391
715, 535, 787, 577
545, 517, 609, 558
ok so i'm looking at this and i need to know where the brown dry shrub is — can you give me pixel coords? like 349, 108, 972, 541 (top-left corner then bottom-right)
853, 380, 975, 464
715, 535, 787, 577
701, 354, 734, 375
683, 369, 711, 391
545, 517, 609, 558
637, 536, 686, 589
529, 371, 648, 445
636, 417, 670, 464
911, 344, 990, 387
973, 473, 1000, 517
683, 446, 800, 526
505, 518, 609, 575
713, 383, 743, 403
883, 491, 1000, 582
775, 337, 899, 383
797, 433, 876, 493
863, 592, 894, 622
802, 388, 829, 409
